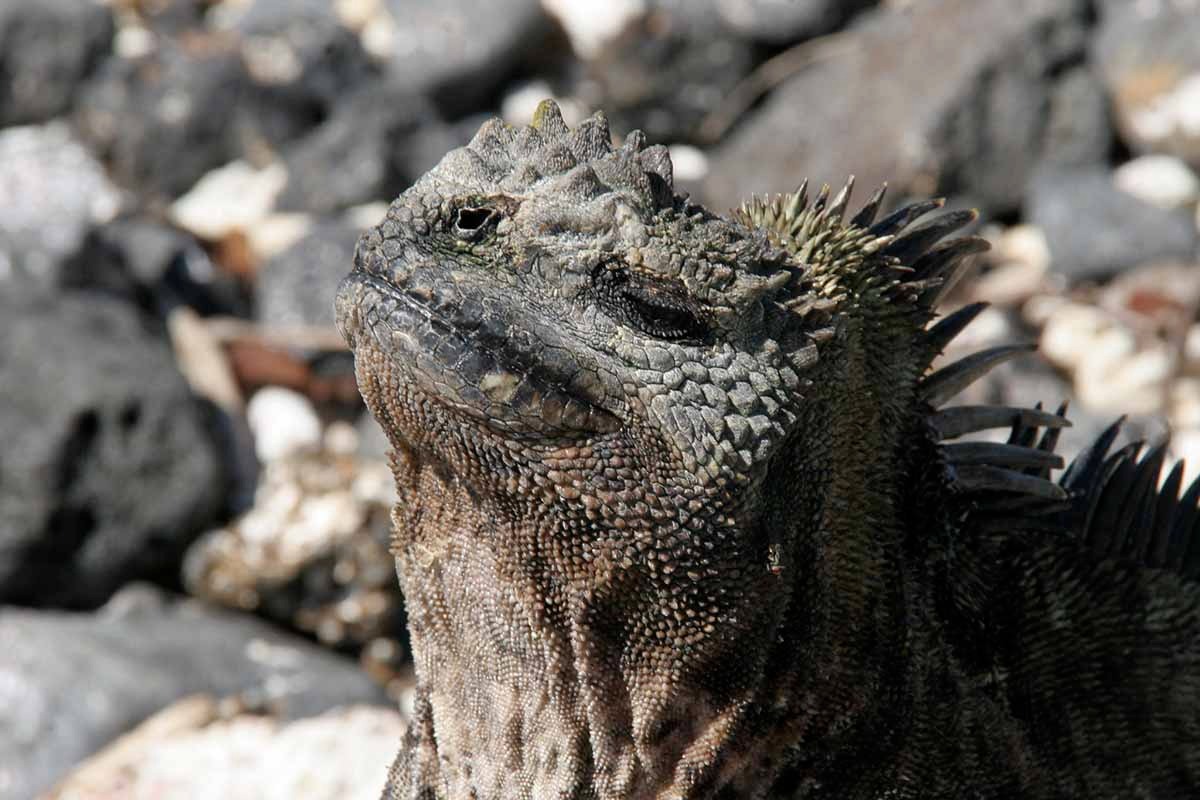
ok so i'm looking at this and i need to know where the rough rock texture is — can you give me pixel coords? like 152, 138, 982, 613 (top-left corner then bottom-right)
0, 290, 227, 607
1093, 0, 1200, 165
0, 0, 114, 126
278, 84, 457, 214
574, 3, 756, 145
1027, 167, 1198, 282
0, 585, 391, 800
337, 102, 1200, 798
0, 123, 122, 287
76, 11, 368, 203
76, 41, 254, 200
45, 700, 405, 800
227, 0, 379, 141
379, 0, 555, 116
704, 0, 1103, 214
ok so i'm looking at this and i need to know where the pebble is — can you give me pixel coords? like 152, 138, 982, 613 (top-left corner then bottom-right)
1187, 325, 1200, 367
183, 449, 399, 648
247, 212, 314, 263
1039, 302, 1114, 371
1169, 428, 1200, 490
345, 202, 390, 231
170, 161, 288, 242
1077, 344, 1171, 415
667, 144, 709, 183
971, 225, 1052, 305
1170, 378, 1200, 430
1125, 72, 1200, 160
247, 387, 323, 463
1114, 155, 1200, 210
1039, 300, 1171, 415
335, 0, 382, 30
541, 0, 645, 59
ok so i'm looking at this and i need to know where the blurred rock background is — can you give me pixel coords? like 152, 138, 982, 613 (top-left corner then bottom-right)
1, 0, 1198, 797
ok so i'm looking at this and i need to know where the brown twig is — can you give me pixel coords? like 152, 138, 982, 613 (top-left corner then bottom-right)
696, 31, 856, 145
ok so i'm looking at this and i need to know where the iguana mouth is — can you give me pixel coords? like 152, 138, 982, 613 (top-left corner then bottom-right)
336, 269, 621, 439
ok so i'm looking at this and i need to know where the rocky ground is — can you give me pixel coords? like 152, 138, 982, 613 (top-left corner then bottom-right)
1, 0, 1198, 797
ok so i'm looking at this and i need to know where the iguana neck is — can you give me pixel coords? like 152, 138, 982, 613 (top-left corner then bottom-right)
742, 296, 930, 794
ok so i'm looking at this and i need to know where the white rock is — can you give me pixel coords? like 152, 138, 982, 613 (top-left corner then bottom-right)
1187, 324, 1200, 367
115, 23, 156, 59
359, 8, 397, 61
667, 144, 709, 183
1169, 427, 1200, 491
247, 213, 313, 262
1039, 302, 1114, 371
541, 0, 645, 59
324, 421, 360, 456
1077, 340, 1171, 415
1127, 72, 1200, 153
1170, 378, 1200, 429
170, 160, 288, 241
242, 35, 304, 85
993, 224, 1052, 272
1022, 293, 1070, 328
247, 387, 322, 463
345, 202, 390, 231
973, 225, 1051, 305
1114, 155, 1200, 210
167, 307, 244, 413
335, 0, 382, 30
1039, 300, 1170, 414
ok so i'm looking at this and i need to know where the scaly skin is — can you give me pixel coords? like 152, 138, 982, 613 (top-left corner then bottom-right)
336, 101, 1200, 799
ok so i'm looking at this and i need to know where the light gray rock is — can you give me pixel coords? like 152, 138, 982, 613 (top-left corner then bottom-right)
0, 585, 391, 800
1027, 167, 1198, 282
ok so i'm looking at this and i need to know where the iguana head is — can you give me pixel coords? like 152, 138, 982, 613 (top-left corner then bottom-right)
336, 100, 824, 486
336, 101, 1007, 798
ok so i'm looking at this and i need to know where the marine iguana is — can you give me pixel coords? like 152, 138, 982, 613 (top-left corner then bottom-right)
335, 100, 1200, 799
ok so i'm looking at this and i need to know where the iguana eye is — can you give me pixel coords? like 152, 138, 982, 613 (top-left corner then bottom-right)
620, 283, 708, 341
454, 206, 498, 239
593, 266, 708, 343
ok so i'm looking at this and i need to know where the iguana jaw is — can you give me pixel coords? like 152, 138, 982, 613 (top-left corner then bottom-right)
336, 269, 621, 442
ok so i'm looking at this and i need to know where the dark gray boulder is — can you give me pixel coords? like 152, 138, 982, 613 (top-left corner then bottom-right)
0, 289, 228, 606
703, 0, 1105, 215
278, 83, 456, 214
